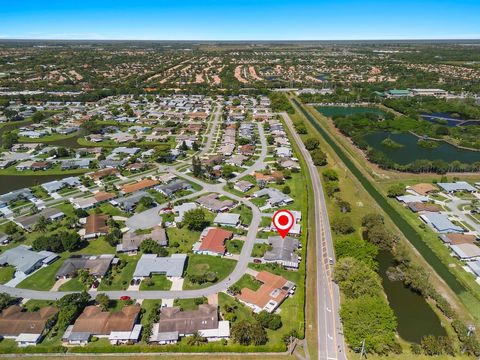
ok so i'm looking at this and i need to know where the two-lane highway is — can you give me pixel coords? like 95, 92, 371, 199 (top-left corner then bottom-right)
281, 112, 347, 360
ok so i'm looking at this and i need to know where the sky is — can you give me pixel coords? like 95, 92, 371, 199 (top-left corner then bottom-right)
1, 0, 479, 41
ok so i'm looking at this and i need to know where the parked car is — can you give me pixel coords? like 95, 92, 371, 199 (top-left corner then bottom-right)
120, 296, 131, 301
253, 259, 262, 264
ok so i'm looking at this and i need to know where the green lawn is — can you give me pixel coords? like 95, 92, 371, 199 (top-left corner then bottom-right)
218, 292, 255, 323
140, 299, 161, 326
173, 297, 207, 311
226, 239, 244, 254
166, 227, 201, 253
0, 266, 15, 284
139, 274, 172, 290
23, 299, 55, 312
234, 274, 261, 291
251, 243, 270, 257
17, 257, 66, 291
183, 254, 237, 290
231, 204, 253, 224
72, 237, 115, 255
58, 277, 87, 291
98, 256, 138, 291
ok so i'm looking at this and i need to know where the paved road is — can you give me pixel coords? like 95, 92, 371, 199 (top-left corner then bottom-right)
281, 112, 347, 360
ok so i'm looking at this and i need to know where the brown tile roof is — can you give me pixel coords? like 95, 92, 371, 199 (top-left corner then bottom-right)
237, 271, 290, 310
71, 305, 140, 335
94, 191, 116, 202
121, 179, 159, 194
254, 171, 284, 183
158, 304, 218, 334
0, 305, 58, 336
199, 228, 233, 254
442, 233, 477, 245
88, 167, 119, 181
85, 214, 109, 236
408, 202, 442, 213
409, 183, 438, 196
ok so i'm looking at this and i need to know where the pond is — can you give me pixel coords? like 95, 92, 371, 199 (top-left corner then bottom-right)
363, 131, 480, 165
0, 173, 77, 194
420, 112, 480, 127
377, 251, 446, 343
315, 106, 386, 118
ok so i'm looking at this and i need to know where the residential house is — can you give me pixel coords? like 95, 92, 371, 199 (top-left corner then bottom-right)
149, 305, 229, 344
133, 254, 187, 280
237, 271, 295, 313
0, 305, 58, 347
0, 245, 58, 277
84, 214, 109, 239
117, 227, 167, 253
193, 227, 233, 256
63, 305, 141, 345
56, 254, 115, 279
263, 236, 300, 269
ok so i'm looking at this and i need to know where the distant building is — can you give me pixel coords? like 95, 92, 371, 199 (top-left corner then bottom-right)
133, 254, 187, 280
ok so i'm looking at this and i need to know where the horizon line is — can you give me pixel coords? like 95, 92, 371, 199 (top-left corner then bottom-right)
1, 38, 480, 42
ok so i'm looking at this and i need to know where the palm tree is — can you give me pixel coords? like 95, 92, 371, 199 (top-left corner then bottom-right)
187, 331, 207, 346
35, 216, 48, 232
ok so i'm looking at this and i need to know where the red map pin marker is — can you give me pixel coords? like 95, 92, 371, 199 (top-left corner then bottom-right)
273, 210, 295, 239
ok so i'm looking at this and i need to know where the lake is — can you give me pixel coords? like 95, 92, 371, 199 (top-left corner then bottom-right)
363, 131, 480, 165
0, 173, 76, 194
377, 251, 446, 343
315, 106, 386, 118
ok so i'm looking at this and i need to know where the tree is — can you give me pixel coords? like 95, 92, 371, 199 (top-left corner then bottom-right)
95, 293, 110, 311
2, 132, 18, 149
180, 141, 188, 151
340, 296, 398, 354
231, 320, 268, 346
187, 331, 208, 346
304, 137, 320, 151
192, 141, 199, 151
60, 231, 83, 252
0, 293, 16, 311
387, 183, 405, 198
183, 208, 209, 231
335, 237, 378, 270
255, 311, 282, 330
221, 164, 236, 179
34, 216, 48, 232
139, 239, 168, 256
331, 217, 354, 234
310, 149, 327, 166
55, 292, 90, 331
334, 257, 382, 298
32, 111, 46, 123
192, 156, 203, 177
364, 224, 396, 251
322, 169, 339, 181
139, 196, 155, 209
282, 185, 291, 194
361, 213, 384, 228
